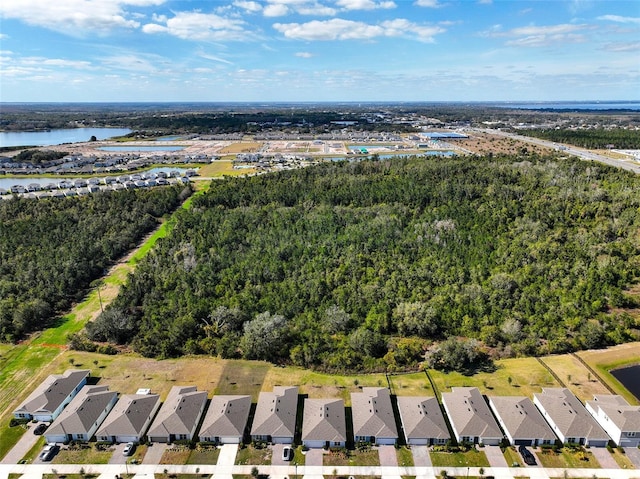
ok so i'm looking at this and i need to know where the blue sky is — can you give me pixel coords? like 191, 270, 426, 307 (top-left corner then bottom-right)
1, 0, 638, 102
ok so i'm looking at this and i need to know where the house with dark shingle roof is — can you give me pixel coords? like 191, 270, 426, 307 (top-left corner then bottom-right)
441, 387, 503, 446
302, 398, 347, 448
351, 387, 398, 445
13, 369, 90, 422
147, 386, 207, 443
533, 388, 610, 447
397, 396, 450, 446
95, 392, 160, 444
585, 395, 640, 447
199, 395, 251, 444
44, 385, 118, 443
488, 396, 557, 446
250, 386, 298, 444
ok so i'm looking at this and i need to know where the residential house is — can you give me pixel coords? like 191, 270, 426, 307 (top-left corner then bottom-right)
533, 388, 610, 447
147, 386, 208, 443
95, 391, 161, 444
585, 395, 640, 447
13, 370, 90, 422
45, 385, 118, 443
488, 396, 557, 446
397, 396, 450, 446
351, 387, 398, 445
199, 395, 251, 444
250, 386, 298, 444
302, 398, 347, 448
441, 387, 502, 446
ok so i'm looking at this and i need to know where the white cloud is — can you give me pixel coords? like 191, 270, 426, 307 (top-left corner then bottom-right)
142, 11, 251, 41
414, 0, 441, 7
264, 3, 291, 17
482, 23, 590, 47
198, 52, 234, 65
273, 17, 444, 42
0, 0, 165, 35
233, 0, 262, 13
597, 15, 640, 25
602, 41, 640, 53
262, 0, 336, 17
336, 0, 396, 11
0, 33, 8, 39
295, 51, 314, 57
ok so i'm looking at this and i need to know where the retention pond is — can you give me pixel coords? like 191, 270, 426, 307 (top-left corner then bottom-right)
611, 364, 640, 401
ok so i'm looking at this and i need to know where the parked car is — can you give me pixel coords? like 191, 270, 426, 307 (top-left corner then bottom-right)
282, 446, 294, 461
518, 445, 536, 465
123, 442, 136, 456
33, 423, 48, 435
40, 443, 58, 461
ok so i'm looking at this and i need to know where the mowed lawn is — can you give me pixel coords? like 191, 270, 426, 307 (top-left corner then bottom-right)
198, 160, 255, 177
540, 354, 611, 402
428, 357, 558, 398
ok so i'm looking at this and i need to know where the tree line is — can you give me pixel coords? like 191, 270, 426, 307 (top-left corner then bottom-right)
517, 128, 640, 149
85, 155, 640, 372
0, 186, 188, 341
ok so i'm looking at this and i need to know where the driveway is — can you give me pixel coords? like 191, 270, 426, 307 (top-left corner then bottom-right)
271, 444, 291, 466
108, 443, 128, 465
1, 423, 44, 464
624, 446, 640, 468
483, 445, 508, 468
590, 447, 618, 469
410, 445, 432, 467
141, 442, 168, 464
378, 445, 397, 467
304, 449, 324, 467
217, 444, 239, 467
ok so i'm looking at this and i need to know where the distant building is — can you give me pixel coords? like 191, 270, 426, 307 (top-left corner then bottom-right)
13, 369, 90, 422
302, 398, 347, 448
488, 396, 557, 446
397, 396, 450, 446
533, 388, 610, 447
250, 386, 298, 444
147, 386, 207, 443
351, 387, 398, 445
585, 395, 640, 447
45, 385, 118, 443
441, 387, 502, 446
199, 395, 251, 444
95, 391, 160, 444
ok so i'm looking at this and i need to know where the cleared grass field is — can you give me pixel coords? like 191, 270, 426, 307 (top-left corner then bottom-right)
540, 354, 611, 402
219, 142, 262, 154
198, 160, 255, 177
429, 357, 557, 398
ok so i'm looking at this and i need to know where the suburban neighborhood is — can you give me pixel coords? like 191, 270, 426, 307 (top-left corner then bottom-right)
3, 369, 640, 478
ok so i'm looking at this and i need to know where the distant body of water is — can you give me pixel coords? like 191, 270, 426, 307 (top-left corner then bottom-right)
496, 102, 640, 111
98, 146, 185, 152
0, 128, 132, 148
611, 364, 640, 401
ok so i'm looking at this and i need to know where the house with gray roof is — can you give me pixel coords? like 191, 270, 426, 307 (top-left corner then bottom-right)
44, 385, 118, 443
95, 391, 160, 444
397, 396, 450, 446
302, 398, 347, 448
13, 369, 90, 422
533, 388, 610, 447
488, 396, 557, 446
585, 395, 640, 447
199, 395, 251, 444
441, 387, 502, 446
250, 386, 298, 444
351, 387, 398, 445
147, 386, 207, 443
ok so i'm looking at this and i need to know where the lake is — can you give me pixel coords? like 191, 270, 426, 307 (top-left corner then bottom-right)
611, 364, 640, 401
0, 128, 132, 148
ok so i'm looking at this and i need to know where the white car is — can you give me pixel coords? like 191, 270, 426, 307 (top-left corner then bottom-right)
40, 443, 58, 461
282, 446, 294, 461
123, 442, 136, 456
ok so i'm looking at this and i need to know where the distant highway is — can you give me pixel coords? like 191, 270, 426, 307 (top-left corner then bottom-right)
473, 128, 640, 175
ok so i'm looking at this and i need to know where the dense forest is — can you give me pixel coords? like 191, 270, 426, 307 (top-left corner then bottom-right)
88, 155, 640, 372
0, 186, 188, 341
518, 128, 640, 149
